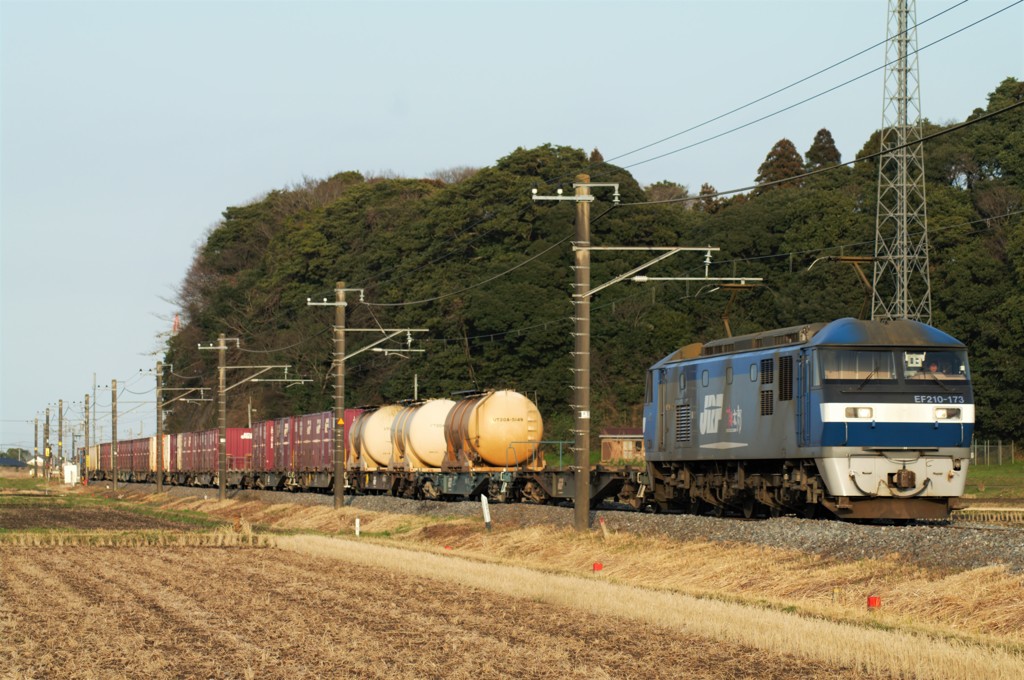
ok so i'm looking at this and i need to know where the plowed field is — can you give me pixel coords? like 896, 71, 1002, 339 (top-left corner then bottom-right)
0, 544, 859, 679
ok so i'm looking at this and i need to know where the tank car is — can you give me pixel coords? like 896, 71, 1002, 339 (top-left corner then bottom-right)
642, 318, 973, 519
349, 390, 545, 501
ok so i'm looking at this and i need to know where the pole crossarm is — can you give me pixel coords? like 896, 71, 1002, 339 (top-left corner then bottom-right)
633, 276, 763, 284
339, 329, 429, 362
585, 246, 719, 299
160, 387, 208, 408
225, 366, 297, 392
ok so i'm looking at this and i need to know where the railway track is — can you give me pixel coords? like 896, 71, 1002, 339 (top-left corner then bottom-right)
952, 499, 1024, 525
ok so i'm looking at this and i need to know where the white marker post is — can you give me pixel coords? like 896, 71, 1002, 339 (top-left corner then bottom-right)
481, 495, 492, 532
355, 517, 361, 537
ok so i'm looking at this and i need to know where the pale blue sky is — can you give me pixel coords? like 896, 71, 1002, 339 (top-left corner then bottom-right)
2, 0, 1021, 451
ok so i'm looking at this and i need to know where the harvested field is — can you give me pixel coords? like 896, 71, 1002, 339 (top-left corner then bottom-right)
0, 544, 861, 680
0, 501, 194, 532
4, 489, 1024, 678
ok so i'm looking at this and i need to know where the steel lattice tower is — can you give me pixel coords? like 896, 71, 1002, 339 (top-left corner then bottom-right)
871, 0, 931, 323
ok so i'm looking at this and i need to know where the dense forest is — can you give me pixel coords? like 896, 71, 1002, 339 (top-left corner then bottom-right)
163, 77, 1023, 443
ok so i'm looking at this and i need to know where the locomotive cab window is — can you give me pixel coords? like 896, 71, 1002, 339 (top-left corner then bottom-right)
904, 350, 969, 382
820, 350, 897, 384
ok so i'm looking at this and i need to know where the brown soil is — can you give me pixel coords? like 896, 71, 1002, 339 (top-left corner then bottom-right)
0, 504, 194, 532
0, 545, 865, 679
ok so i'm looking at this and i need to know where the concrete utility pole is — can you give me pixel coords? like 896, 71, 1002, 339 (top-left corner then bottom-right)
112, 380, 118, 487
58, 399, 63, 472
200, 334, 305, 501
156, 361, 164, 493
533, 178, 746, 531
43, 408, 50, 481
218, 333, 227, 501
33, 418, 38, 479
307, 285, 427, 510
572, 178, 593, 532
334, 283, 346, 509
84, 394, 90, 479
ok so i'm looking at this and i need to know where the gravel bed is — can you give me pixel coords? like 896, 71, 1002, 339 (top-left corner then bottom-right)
116, 482, 1024, 572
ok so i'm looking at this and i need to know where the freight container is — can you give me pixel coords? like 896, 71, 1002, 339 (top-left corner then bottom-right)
272, 416, 294, 472
227, 428, 253, 471
295, 412, 332, 470
99, 442, 112, 472
252, 420, 275, 472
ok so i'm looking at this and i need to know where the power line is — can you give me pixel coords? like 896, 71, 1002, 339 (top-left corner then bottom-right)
619, 99, 1024, 206
614, 0, 1022, 174
603, 0, 972, 165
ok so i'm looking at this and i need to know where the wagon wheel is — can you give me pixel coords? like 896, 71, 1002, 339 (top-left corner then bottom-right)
420, 480, 440, 501
521, 480, 548, 505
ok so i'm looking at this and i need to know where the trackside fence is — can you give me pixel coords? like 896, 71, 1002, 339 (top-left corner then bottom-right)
970, 440, 1018, 465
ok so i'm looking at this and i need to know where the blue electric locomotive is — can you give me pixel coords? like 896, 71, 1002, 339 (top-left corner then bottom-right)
642, 318, 973, 519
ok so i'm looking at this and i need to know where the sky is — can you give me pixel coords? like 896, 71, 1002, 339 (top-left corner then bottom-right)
1, 0, 1022, 453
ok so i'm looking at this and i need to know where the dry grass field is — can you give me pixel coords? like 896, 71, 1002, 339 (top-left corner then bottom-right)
1, 541, 864, 679
2, 474, 1023, 679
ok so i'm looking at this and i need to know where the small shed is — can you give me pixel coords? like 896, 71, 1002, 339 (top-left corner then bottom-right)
599, 427, 645, 463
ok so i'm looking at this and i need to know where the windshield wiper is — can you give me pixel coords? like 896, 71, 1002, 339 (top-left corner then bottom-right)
857, 367, 878, 390
925, 371, 953, 392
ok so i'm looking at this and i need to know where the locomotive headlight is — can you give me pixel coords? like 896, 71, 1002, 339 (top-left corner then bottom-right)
934, 408, 961, 420
845, 407, 873, 419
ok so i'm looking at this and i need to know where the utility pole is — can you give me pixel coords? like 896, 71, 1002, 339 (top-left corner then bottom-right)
307, 286, 427, 510
156, 361, 164, 493
200, 334, 307, 501
334, 283, 346, 509
533, 179, 741, 530
43, 407, 50, 481
218, 333, 227, 501
33, 418, 38, 479
112, 380, 118, 488
92, 373, 97, 448
58, 399, 63, 474
572, 177, 592, 532
84, 394, 90, 481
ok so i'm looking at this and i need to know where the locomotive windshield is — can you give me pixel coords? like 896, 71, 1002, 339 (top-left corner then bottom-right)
819, 348, 970, 384
903, 350, 969, 382
820, 350, 897, 384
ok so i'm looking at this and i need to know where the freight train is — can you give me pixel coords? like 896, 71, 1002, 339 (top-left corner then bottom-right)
86, 389, 637, 507
86, 318, 974, 521
643, 318, 974, 520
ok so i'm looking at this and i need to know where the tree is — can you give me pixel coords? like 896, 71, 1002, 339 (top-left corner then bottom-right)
694, 182, 722, 214
589, 148, 604, 164
755, 138, 804, 193
805, 128, 842, 169
644, 180, 689, 205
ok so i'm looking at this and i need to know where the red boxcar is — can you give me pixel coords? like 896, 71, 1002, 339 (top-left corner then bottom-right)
295, 412, 333, 471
